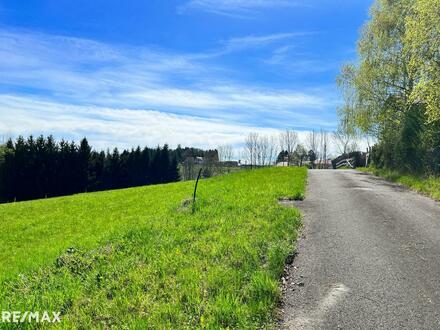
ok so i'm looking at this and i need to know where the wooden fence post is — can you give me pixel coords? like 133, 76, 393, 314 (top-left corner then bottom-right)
192, 168, 203, 214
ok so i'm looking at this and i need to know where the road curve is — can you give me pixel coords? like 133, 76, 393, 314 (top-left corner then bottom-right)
281, 169, 440, 329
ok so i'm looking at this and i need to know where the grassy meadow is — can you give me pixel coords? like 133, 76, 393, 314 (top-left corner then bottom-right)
358, 167, 440, 201
0, 167, 306, 328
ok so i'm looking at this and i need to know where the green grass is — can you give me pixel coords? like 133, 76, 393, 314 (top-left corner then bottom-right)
0, 167, 307, 329
358, 167, 440, 201
179, 163, 243, 181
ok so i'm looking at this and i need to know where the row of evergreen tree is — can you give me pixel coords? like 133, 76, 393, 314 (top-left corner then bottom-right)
0, 135, 209, 203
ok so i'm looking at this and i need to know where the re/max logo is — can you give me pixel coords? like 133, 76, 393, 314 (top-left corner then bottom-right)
1, 311, 61, 323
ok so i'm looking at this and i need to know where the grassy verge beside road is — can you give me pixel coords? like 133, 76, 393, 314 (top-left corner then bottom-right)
0, 167, 306, 328
358, 167, 440, 201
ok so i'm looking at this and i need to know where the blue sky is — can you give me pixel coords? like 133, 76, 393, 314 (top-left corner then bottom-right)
0, 0, 372, 150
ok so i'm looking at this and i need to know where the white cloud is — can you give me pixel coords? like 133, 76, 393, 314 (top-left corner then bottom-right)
179, 0, 304, 17
222, 32, 308, 52
0, 29, 336, 128
0, 27, 340, 153
0, 29, 202, 91
263, 44, 340, 73
124, 85, 327, 111
0, 95, 284, 150
1, 95, 357, 158
187, 32, 313, 60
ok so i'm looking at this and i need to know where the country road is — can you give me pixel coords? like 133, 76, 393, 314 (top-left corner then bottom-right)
281, 170, 440, 329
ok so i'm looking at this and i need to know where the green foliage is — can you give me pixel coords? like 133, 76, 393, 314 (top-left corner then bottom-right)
0, 142, 11, 201
308, 150, 316, 164
405, 0, 440, 123
0, 136, 183, 203
0, 167, 307, 328
0, 145, 5, 161
338, 0, 440, 174
292, 144, 308, 166
277, 150, 289, 163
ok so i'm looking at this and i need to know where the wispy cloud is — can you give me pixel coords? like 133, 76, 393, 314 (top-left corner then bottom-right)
122, 84, 328, 110
0, 29, 335, 123
0, 28, 338, 149
222, 32, 308, 52
179, 0, 305, 18
263, 43, 343, 74
187, 32, 312, 60
265, 45, 294, 65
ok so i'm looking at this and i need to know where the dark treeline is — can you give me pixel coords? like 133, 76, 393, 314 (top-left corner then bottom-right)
0, 135, 214, 203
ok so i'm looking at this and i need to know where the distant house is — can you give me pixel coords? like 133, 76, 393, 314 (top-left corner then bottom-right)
194, 156, 204, 165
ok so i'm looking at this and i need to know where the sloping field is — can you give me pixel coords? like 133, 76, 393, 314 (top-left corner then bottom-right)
0, 167, 306, 328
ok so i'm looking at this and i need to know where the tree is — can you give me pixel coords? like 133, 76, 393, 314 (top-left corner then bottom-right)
308, 150, 317, 169
279, 130, 298, 166
78, 138, 91, 192
318, 130, 329, 169
218, 144, 234, 162
150, 146, 162, 184
106, 148, 121, 188
257, 135, 270, 166
267, 135, 278, 166
45, 135, 58, 195
159, 145, 171, 183
68, 141, 79, 193
174, 144, 183, 163
217, 144, 236, 173
332, 122, 358, 155
276, 150, 289, 164
0, 139, 15, 201
168, 156, 180, 182
306, 131, 318, 162
0, 136, 187, 203
245, 133, 259, 167
88, 151, 105, 191
337, 0, 440, 174
293, 144, 308, 167
337, 0, 413, 135
404, 0, 440, 123
140, 147, 151, 185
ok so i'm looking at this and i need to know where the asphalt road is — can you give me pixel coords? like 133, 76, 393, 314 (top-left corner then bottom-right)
281, 169, 440, 329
